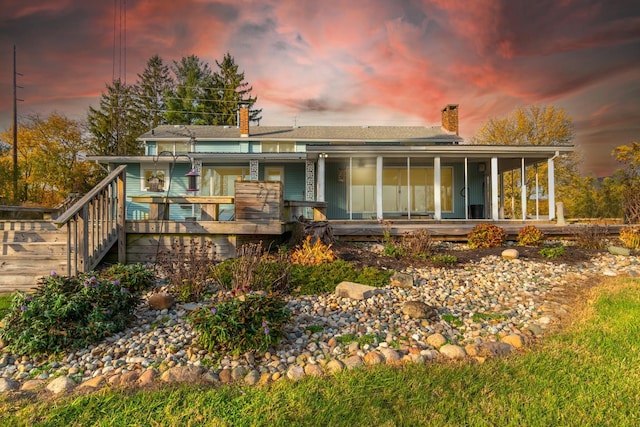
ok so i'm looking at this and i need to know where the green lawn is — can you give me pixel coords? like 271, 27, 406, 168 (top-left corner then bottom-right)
1, 278, 640, 426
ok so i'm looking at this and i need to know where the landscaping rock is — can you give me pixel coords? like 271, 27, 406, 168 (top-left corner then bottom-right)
465, 342, 513, 358
286, 365, 305, 381
304, 363, 324, 377
218, 368, 232, 384
402, 301, 438, 319
343, 355, 364, 370
363, 350, 385, 366
0, 377, 19, 392
439, 344, 466, 360
120, 371, 140, 386
137, 369, 157, 387
79, 375, 106, 389
47, 376, 76, 394
426, 333, 447, 348
244, 370, 260, 385
20, 379, 45, 391
608, 246, 630, 256
502, 248, 519, 259
501, 334, 525, 349
380, 348, 401, 365
148, 292, 176, 310
390, 271, 414, 288
325, 359, 345, 374
160, 365, 202, 383
335, 282, 383, 300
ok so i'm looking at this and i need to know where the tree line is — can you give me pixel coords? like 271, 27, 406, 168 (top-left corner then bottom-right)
0, 59, 639, 221
88, 52, 261, 156
0, 52, 260, 205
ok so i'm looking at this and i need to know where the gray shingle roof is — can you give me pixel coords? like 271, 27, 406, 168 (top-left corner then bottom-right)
139, 125, 462, 143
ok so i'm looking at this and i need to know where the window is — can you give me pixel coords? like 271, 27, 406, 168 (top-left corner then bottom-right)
156, 142, 175, 155
261, 141, 295, 153
264, 167, 284, 182
201, 167, 250, 196
141, 167, 169, 192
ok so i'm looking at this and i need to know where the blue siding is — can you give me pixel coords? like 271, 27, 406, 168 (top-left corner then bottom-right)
325, 161, 349, 219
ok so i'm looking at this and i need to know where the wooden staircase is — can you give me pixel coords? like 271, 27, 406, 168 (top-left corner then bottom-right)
0, 220, 68, 293
0, 165, 127, 295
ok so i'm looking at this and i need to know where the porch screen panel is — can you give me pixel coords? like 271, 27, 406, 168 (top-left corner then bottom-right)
383, 168, 408, 212
348, 166, 376, 214
410, 167, 453, 213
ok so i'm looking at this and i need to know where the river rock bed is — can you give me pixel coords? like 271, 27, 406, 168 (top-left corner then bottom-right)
0, 248, 638, 394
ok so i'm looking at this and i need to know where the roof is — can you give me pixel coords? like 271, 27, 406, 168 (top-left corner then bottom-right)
138, 125, 463, 144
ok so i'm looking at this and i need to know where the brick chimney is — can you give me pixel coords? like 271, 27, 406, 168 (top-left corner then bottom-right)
441, 104, 459, 135
239, 105, 249, 137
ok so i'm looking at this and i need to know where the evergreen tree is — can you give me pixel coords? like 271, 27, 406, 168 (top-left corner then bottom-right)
87, 79, 143, 155
211, 52, 262, 125
133, 55, 173, 131
165, 55, 215, 125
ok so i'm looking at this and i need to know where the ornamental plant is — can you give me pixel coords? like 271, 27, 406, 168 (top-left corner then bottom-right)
517, 225, 546, 247
467, 223, 508, 249
619, 225, 640, 250
0, 271, 142, 356
188, 293, 291, 355
290, 235, 336, 266
290, 259, 391, 295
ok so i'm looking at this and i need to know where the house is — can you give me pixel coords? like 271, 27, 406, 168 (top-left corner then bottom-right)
88, 105, 573, 224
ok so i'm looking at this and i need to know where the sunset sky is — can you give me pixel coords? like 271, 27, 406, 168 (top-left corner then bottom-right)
0, 0, 638, 177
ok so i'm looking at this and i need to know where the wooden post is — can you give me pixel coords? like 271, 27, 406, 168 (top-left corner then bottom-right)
117, 170, 126, 264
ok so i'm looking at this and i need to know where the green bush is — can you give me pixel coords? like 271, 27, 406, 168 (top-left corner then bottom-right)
430, 254, 458, 265
290, 259, 391, 295
188, 293, 291, 356
517, 225, 545, 247
0, 272, 142, 356
467, 223, 508, 249
539, 245, 565, 259
97, 263, 155, 294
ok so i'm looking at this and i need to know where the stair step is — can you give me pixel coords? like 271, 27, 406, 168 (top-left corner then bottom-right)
1, 230, 67, 243
0, 220, 61, 232
2, 241, 68, 256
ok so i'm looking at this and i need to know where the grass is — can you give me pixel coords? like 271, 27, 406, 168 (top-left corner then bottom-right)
2, 278, 640, 426
0, 294, 12, 319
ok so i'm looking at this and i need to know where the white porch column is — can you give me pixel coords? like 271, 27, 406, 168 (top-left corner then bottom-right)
491, 157, 499, 220
376, 155, 383, 220
521, 158, 527, 219
548, 153, 557, 220
317, 154, 326, 202
464, 158, 469, 220
434, 156, 442, 220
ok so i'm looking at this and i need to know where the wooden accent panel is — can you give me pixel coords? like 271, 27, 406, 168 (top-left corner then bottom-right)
126, 220, 284, 235
235, 181, 283, 221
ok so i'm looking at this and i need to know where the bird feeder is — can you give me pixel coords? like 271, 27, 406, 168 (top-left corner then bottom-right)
185, 169, 199, 192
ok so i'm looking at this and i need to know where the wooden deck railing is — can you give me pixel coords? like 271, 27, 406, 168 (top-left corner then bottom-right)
54, 165, 127, 276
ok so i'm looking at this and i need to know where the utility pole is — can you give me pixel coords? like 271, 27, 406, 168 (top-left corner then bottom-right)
12, 45, 23, 204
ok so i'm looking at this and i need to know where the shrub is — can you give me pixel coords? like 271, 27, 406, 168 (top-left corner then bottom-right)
431, 254, 458, 265
467, 223, 508, 249
188, 293, 291, 356
517, 226, 545, 247
156, 239, 216, 302
290, 235, 336, 266
619, 226, 640, 250
97, 263, 155, 294
573, 224, 608, 250
401, 229, 434, 257
380, 222, 406, 258
539, 245, 565, 259
290, 259, 391, 295
211, 247, 291, 293
0, 272, 142, 356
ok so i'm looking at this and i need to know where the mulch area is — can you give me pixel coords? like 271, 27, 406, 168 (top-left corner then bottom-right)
332, 241, 600, 271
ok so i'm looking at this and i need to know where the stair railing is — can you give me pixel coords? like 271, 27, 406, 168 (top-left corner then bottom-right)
54, 165, 127, 276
